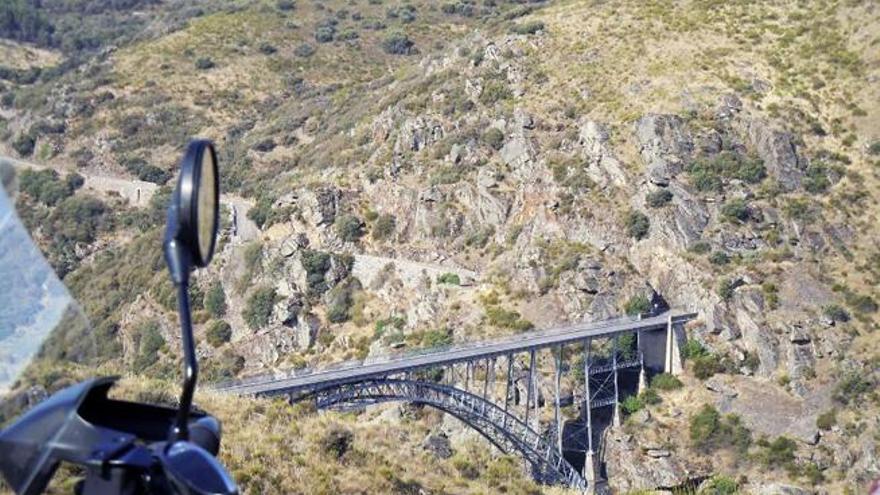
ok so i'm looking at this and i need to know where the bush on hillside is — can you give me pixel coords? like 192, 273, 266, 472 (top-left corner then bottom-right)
206, 320, 232, 347
483, 128, 505, 150
382, 31, 414, 55
646, 189, 673, 208
243, 286, 277, 330
205, 283, 227, 318
372, 213, 395, 240
625, 210, 650, 240
689, 404, 751, 453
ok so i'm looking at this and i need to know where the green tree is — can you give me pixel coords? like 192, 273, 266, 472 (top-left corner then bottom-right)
372, 213, 396, 240
335, 214, 364, 242
483, 128, 505, 150
624, 294, 651, 316
625, 210, 650, 240
646, 189, 673, 208
205, 283, 227, 318
206, 320, 232, 348
382, 30, 414, 54
243, 286, 277, 330
133, 320, 164, 370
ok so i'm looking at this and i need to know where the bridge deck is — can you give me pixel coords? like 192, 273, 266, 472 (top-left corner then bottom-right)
217, 311, 696, 396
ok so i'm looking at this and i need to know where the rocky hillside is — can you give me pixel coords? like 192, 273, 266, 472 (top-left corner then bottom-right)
2, 0, 880, 493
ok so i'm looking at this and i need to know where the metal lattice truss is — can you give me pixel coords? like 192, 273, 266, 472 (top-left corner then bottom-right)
312, 378, 587, 491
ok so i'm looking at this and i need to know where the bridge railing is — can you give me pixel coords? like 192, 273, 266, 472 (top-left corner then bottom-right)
213, 312, 659, 391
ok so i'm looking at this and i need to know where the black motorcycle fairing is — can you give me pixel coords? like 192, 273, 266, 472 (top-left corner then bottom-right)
0, 376, 213, 495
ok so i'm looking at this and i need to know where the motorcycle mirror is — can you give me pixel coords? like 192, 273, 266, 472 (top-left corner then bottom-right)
164, 140, 220, 443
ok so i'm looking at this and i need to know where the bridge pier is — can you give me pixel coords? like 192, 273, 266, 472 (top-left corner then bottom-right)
554, 346, 562, 457
611, 335, 621, 428
664, 314, 684, 375
637, 330, 648, 394
582, 340, 595, 486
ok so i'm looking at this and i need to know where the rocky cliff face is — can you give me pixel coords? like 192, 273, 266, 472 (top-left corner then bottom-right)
3, 0, 878, 492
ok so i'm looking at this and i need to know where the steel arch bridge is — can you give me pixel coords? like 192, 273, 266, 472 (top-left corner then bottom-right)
218, 311, 697, 492
314, 378, 586, 490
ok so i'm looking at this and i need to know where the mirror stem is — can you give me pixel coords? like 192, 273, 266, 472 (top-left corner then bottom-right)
171, 278, 197, 443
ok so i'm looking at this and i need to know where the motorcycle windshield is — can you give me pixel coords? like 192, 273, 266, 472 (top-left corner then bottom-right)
0, 165, 94, 408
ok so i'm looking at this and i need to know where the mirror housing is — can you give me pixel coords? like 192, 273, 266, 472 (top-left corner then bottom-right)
164, 140, 220, 443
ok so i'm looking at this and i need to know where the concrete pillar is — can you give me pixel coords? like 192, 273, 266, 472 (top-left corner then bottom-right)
583, 339, 595, 487
637, 330, 648, 394
612, 335, 621, 427
584, 451, 596, 492
665, 315, 684, 375
554, 346, 562, 456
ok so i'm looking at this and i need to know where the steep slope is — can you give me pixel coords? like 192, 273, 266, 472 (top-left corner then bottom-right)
1, 0, 880, 493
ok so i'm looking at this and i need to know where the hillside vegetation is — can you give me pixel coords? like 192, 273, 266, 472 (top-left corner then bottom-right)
2, 0, 880, 493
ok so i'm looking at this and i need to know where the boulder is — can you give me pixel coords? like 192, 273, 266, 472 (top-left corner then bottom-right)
739, 119, 805, 191
604, 428, 708, 493
422, 432, 453, 459
635, 114, 694, 186
579, 120, 628, 188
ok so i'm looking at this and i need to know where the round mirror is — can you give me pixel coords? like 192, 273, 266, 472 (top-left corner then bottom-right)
195, 145, 218, 264
178, 140, 219, 267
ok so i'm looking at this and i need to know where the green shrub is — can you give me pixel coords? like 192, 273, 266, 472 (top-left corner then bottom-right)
382, 30, 414, 55
646, 189, 673, 208
692, 354, 722, 380
709, 251, 730, 265
822, 304, 849, 323
302, 250, 331, 294
243, 286, 277, 330
409, 327, 453, 348
325, 277, 361, 323
845, 292, 878, 314
755, 436, 797, 469
195, 57, 215, 70
133, 320, 164, 370
510, 21, 544, 35
702, 475, 738, 495
478, 80, 512, 105
639, 387, 661, 405
868, 141, 880, 155
319, 425, 353, 459
717, 278, 736, 300
832, 373, 871, 404
437, 273, 461, 285
816, 409, 837, 430
205, 283, 227, 318
720, 198, 750, 222
682, 339, 708, 360
651, 373, 683, 391
258, 42, 277, 54
372, 213, 395, 240
374, 315, 406, 339
804, 162, 831, 193
485, 307, 533, 332
625, 210, 650, 240
294, 43, 315, 57
686, 151, 765, 192
12, 132, 35, 156
206, 320, 232, 348
624, 294, 651, 316
335, 214, 364, 242
483, 128, 505, 150
689, 241, 711, 254
621, 395, 643, 414
689, 404, 751, 453
19, 168, 75, 206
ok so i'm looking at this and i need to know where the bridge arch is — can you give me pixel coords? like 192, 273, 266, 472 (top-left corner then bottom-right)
305, 378, 586, 490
